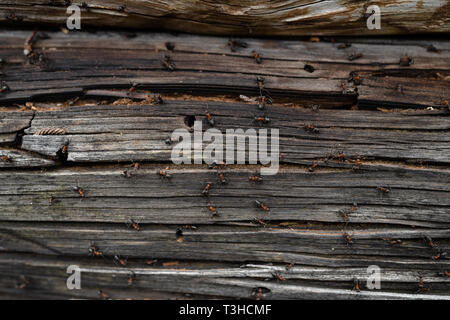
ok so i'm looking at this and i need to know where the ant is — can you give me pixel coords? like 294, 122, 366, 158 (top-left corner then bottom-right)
349, 72, 361, 85
254, 115, 270, 125
207, 202, 218, 217
202, 183, 212, 196
352, 278, 360, 292
254, 200, 270, 212
128, 82, 138, 94
49, 195, 54, 205
390, 239, 403, 245
182, 225, 197, 230
123, 162, 140, 178
113, 255, 128, 267
89, 244, 103, 257
348, 53, 363, 61
218, 172, 227, 184
256, 76, 265, 93
308, 162, 318, 172
16, 276, 29, 289
343, 232, 353, 245
251, 287, 264, 300
158, 166, 172, 179
377, 186, 391, 194
162, 54, 175, 71
304, 123, 319, 133
205, 111, 215, 127
423, 235, 436, 248
338, 209, 349, 223
252, 51, 262, 64
432, 250, 447, 261
338, 43, 351, 49
272, 272, 285, 281
118, 5, 128, 13
416, 273, 429, 293
0, 81, 9, 94
249, 173, 263, 183
1, 155, 12, 162
73, 186, 85, 198
98, 290, 110, 300
228, 39, 247, 52
126, 219, 140, 231
128, 272, 136, 286
258, 95, 272, 110
352, 158, 362, 170
252, 218, 268, 227
285, 263, 294, 271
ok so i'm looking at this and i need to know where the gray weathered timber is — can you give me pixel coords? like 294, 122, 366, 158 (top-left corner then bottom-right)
16, 102, 450, 165
0, 166, 449, 229
0, 253, 448, 299
0, 1, 448, 36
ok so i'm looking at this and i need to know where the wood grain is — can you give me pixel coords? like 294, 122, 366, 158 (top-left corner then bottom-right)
0, 1, 449, 36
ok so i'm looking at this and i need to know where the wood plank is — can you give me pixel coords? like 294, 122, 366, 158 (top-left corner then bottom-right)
0, 1, 448, 36
0, 253, 449, 299
18, 102, 450, 165
0, 166, 449, 229
0, 31, 449, 108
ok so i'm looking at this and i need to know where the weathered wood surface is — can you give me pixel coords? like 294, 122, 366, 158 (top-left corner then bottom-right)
0, 1, 449, 36
0, 31, 449, 300
0, 254, 449, 300
0, 167, 449, 228
13, 103, 450, 166
0, 31, 449, 108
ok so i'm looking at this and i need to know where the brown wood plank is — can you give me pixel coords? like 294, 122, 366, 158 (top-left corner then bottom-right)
0, 1, 448, 36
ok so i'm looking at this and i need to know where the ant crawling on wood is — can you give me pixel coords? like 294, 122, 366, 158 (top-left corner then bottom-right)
228, 39, 247, 52
254, 115, 270, 125
343, 232, 353, 245
207, 202, 218, 217
205, 111, 215, 127
162, 54, 175, 71
126, 219, 140, 231
123, 162, 140, 178
202, 182, 212, 196
113, 255, 128, 267
0, 154, 12, 162
254, 200, 270, 212
249, 172, 263, 183
89, 244, 104, 257
158, 166, 172, 179
98, 290, 110, 300
352, 278, 360, 292
0, 81, 10, 94
73, 186, 85, 198
217, 172, 227, 185
416, 272, 429, 293
128, 271, 136, 286
377, 186, 391, 194
252, 51, 262, 64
